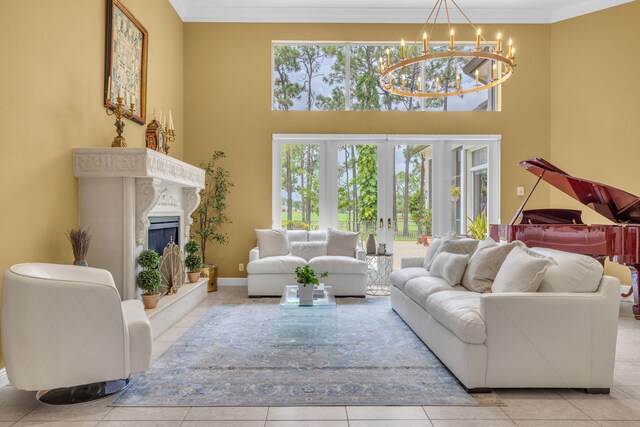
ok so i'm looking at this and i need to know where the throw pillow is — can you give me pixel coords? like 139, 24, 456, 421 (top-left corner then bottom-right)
289, 241, 327, 261
491, 245, 554, 293
423, 235, 459, 269
255, 229, 289, 258
530, 247, 604, 293
326, 228, 358, 257
461, 240, 521, 293
429, 252, 470, 286
426, 238, 479, 271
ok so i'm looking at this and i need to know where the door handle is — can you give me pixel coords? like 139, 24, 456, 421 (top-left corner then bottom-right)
379, 218, 384, 229
388, 218, 392, 230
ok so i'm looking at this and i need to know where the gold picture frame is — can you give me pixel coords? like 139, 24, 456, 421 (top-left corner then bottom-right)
104, 0, 148, 125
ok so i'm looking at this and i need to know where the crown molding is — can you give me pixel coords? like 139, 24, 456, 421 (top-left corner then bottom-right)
551, 0, 633, 22
169, 0, 634, 24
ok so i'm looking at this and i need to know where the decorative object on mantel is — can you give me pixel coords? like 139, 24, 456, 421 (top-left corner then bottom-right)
294, 265, 328, 306
145, 110, 175, 155
184, 239, 203, 283
104, 0, 148, 125
158, 237, 185, 296
105, 79, 135, 148
379, 0, 517, 100
192, 151, 234, 291
66, 228, 92, 267
136, 249, 161, 309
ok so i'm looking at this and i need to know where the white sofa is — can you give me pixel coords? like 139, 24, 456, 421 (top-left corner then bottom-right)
390, 246, 620, 393
1, 263, 152, 398
247, 230, 368, 297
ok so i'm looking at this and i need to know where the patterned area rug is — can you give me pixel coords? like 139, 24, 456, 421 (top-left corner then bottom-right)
114, 296, 496, 406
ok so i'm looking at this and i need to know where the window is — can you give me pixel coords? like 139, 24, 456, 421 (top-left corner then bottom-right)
273, 42, 498, 112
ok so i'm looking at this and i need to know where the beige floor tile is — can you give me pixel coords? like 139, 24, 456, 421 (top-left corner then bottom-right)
514, 421, 599, 427
613, 362, 640, 387
173, 315, 203, 328
180, 422, 265, 427
97, 422, 181, 427
556, 389, 633, 400
267, 406, 346, 420
495, 389, 562, 400
103, 407, 189, 421
430, 421, 516, 427
348, 420, 433, 427
424, 406, 508, 420
156, 327, 190, 342
0, 423, 13, 427
500, 399, 589, 420
186, 407, 268, 421
0, 387, 40, 422
265, 422, 347, 427
151, 340, 174, 360
20, 398, 114, 422
616, 387, 640, 400
567, 397, 640, 421
346, 406, 427, 420
12, 422, 98, 427
596, 422, 640, 426
188, 307, 210, 316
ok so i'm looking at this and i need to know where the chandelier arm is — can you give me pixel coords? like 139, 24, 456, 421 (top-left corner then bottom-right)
444, 0, 452, 33
413, 0, 443, 46
426, 0, 444, 47
449, 0, 488, 43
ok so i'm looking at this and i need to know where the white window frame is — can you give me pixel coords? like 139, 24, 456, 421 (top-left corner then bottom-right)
272, 134, 501, 239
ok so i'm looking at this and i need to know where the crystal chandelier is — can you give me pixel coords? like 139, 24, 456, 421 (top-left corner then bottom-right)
379, 0, 517, 99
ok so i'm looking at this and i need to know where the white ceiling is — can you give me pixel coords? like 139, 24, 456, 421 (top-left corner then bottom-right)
169, 0, 633, 23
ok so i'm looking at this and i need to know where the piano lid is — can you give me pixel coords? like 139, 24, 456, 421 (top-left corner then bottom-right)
520, 158, 640, 224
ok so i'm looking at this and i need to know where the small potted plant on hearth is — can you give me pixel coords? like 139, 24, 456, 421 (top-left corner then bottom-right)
136, 249, 162, 309
294, 265, 328, 306
184, 239, 202, 283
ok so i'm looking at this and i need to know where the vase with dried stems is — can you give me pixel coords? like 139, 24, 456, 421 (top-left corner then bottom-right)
67, 228, 92, 267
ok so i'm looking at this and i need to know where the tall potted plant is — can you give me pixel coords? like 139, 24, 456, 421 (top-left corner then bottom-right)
184, 239, 202, 283
136, 249, 161, 309
294, 265, 328, 306
192, 151, 234, 292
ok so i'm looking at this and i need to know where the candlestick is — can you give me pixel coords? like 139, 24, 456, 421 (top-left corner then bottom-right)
401, 39, 405, 59
476, 28, 481, 50
118, 87, 123, 99
417, 76, 421, 92
449, 29, 455, 50
379, 56, 384, 73
510, 47, 516, 62
436, 77, 440, 92
423, 31, 428, 53
475, 70, 479, 86
496, 32, 502, 52
104, 92, 134, 148
169, 110, 174, 130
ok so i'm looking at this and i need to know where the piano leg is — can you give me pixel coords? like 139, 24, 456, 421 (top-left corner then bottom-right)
625, 265, 640, 319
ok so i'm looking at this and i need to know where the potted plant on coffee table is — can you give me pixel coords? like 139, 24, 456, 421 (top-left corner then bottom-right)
294, 265, 328, 306
184, 239, 202, 283
136, 249, 162, 309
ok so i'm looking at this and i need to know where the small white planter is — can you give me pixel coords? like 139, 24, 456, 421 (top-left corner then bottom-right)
297, 283, 315, 306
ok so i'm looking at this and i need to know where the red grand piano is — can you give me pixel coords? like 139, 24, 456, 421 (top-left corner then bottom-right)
490, 158, 640, 319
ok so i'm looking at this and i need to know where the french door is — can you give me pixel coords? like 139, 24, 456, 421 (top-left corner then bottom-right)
273, 134, 500, 255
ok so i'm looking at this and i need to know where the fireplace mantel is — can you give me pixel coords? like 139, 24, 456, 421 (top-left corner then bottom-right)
73, 148, 205, 300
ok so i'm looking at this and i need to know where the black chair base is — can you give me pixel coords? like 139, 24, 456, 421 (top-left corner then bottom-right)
36, 378, 130, 405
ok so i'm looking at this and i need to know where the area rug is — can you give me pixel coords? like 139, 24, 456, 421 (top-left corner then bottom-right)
114, 296, 497, 406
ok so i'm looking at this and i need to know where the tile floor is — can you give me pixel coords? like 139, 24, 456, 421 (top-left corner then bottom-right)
2, 286, 640, 427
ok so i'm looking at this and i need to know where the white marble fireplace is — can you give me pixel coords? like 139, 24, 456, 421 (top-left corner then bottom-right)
73, 148, 205, 300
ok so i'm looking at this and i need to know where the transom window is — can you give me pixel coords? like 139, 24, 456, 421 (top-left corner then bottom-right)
272, 42, 498, 112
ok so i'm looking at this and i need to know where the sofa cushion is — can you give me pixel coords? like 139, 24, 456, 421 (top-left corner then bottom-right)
255, 229, 289, 258
462, 239, 521, 293
427, 238, 478, 270
425, 291, 486, 344
429, 252, 469, 286
492, 245, 554, 293
326, 229, 358, 257
309, 230, 327, 242
531, 247, 604, 293
308, 256, 368, 275
246, 255, 307, 274
404, 276, 464, 309
389, 268, 429, 291
423, 235, 458, 269
287, 230, 308, 243
289, 241, 327, 261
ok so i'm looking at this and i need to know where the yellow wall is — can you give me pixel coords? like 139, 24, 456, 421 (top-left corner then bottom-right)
183, 23, 552, 277
550, 1, 640, 283
0, 0, 183, 368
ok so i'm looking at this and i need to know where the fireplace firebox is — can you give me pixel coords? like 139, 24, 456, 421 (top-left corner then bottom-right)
148, 216, 180, 256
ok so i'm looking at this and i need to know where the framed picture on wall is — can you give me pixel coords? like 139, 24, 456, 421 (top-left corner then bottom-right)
104, 0, 148, 125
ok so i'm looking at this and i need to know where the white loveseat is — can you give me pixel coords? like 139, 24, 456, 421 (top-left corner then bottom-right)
247, 230, 368, 297
390, 244, 620, 393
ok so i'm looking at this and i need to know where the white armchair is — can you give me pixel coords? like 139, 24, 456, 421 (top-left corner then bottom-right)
1, 263, 152, 402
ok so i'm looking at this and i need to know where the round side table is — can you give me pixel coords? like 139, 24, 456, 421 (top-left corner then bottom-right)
366, 253, 393, 296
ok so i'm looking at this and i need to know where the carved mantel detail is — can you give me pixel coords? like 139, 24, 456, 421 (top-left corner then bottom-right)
136, 179, 161, 246
182, 187, 201, 240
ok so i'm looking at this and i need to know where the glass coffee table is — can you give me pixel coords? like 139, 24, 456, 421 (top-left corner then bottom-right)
276, 285, 337, 346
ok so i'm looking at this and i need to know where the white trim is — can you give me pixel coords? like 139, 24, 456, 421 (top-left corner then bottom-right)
0, 368, 8, 388
218, 277, 248, 286
170, 2, 632, 24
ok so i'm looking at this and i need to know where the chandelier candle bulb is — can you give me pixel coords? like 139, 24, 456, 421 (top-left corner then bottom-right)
496, 32, 502, 52
449, 29, 455, 50
456, 74, 460, 91
492, 63, 497, 80
508, 39, 513, 58
379, 56, 384, 73
510, 47, 516, 62
401, 75, 406, 90
400, 39, 405, 59
385, 48, 390, 66
436, 77, 440, 92
417, 76, 421, 92
423, 31, 428, 52
476, 28, 481, 50
475, 70, 479, 86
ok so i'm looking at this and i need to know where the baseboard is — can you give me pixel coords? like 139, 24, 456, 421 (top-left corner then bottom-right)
0, 368, 9, 388
218, 277, 248, 287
